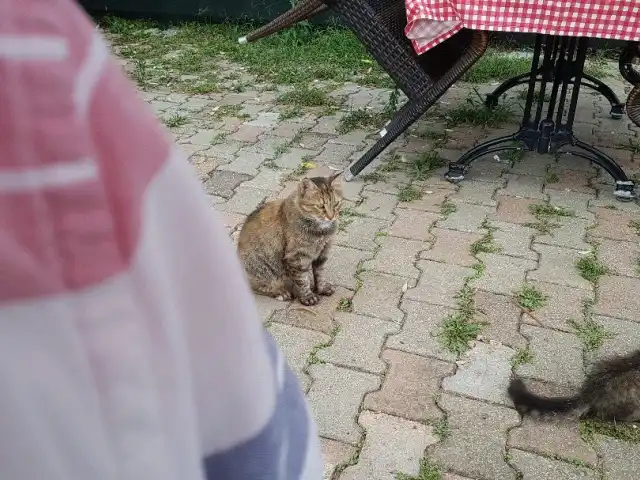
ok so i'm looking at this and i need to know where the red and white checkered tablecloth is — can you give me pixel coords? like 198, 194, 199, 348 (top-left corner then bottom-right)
405, 0, 640, 54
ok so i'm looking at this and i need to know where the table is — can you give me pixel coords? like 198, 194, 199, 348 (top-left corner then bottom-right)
404, 0, 640, 201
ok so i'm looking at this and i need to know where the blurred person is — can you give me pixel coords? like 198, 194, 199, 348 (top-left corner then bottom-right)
0, 1, 323, 478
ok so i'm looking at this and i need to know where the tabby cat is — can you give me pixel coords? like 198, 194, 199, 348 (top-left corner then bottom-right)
237, 173, 342, 306
508, 350, 640, 422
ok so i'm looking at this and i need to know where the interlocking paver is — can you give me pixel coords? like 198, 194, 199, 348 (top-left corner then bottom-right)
218, 186, 269, 215
325, 245, 372, 289
218, 149, 270, 176
420, 228, 482, 267
253, 294, 287, 323
314, 143, 359, 167
455, 180, 500, 206
508, 416, 598, 466
228, 124, 266, 143
524, 281, 592, 332
598, 238, 640, 278
498, 174, 547, 200
241, 167, 290, 191
438, 203, 495, 233
275, 147, 321, 169
204, 170, 252, 198
597, 436, 640, 480
528, 244, 593, 290
364, 349, 454, 422
475, 291, 527, 348
356, 191, 399, 220
398, 189, 450, 212
431, 393, 520, 480
546, 190, 595, 220
589, 315, 640, 363
340, 412, 438, 480
351, 272, 406, 323
491, 220, 537, 260
492, 196, 539, 224
363, 236, 424, 278
268, 323, 329, 391
321, 438, 356, 480
509, 449, 597, 479
534, 216, 592, 250
443, 341, 515, 405
388, 208, 439, 241
591, 207, 640, 241
594, 274, 640, 321
386, 300, 457, 361
307, 363, 379, 444
319, 313, 398, 374
337, 216, 390, 251
472, 253, 537, 295
404, 260, 472, 307
517, 324, 585, 386
545, 167, 595, 194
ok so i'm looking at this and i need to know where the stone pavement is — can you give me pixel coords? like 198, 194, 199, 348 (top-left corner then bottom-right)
141, 66, 640, 479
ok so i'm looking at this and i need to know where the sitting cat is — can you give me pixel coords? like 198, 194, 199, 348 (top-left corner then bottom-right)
238, 173, 342, 306
508, 350, 640, 422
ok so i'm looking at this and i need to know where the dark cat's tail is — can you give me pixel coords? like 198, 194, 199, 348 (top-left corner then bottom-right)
508, 378, 579, 415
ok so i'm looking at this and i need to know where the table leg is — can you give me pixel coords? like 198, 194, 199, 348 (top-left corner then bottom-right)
446, 34, 636, 202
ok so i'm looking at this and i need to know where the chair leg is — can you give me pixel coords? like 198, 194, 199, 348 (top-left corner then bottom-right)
344, 101, 427, 180
238, 1, 327, 44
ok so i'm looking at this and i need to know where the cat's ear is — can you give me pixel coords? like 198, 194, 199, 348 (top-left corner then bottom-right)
328, 171, 342, 184
298, 178, 317, 196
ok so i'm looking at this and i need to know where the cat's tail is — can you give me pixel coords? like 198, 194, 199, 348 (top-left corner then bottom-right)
508, 378, 580, 415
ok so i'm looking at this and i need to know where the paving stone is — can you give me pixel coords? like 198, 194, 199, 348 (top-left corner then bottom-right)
241, 167, 289, 191
275, 147, 321, 169
270, 287, 351, 334
329, 130, 370, 146
228, 124, 266, 143
314, 143, 359, 168
179, 142, 209, 159
203, 170, 252, 198
209, 140, 247, 157
595, 238, 640, 278
442, 474, 475, 480
311, 115, 345, 135
528, 244, 593, 290
473, 253, 537, 295
491, 221, 537, 260
597, 436, 640, 480
517, 324, 585, 386
594, 274, 640, 321
523, 281, 591, 332
297, 132, 332, 150
420, 228, 482, 267
591, 207, 640, 241
340, 179, 365, 202
431, 393, 520, 480
405, 260, 472, 307
340, 412, 438, 480
307, 363, 380, 444
254, 294, 288, 323
509, 448, 597, 480
546, 190, 596, 220
444, 126, 488, 150
337, 216, 390, 251
455, 180, 500, 206
363, 236, 424, 279
245, 112, 281, 128
351, 272, 406, 323
218, 150, 270, 176
535, 216, 592, 250
492, 196, 539, 225
589, 315, 640, 363
356, 192, 398, 220
498, 174, 547, 200
545, 167, 595, 194
321, 438, 356, 480
386, 300, 457, 362
219, 212, 245, 233
475, 291, 526, 349
466, 156, 508, 181
388, 209, 439, 241
219, 186, 269, 215
189, 128, 227, 146
508, 416, 598, 466
364, 349, 454, 422
398, 189, 451, 213
319, 313, 398, 373
249, 135, 290, 156
189, 153, 226, 181
438, 203, 495, 233
443, 341, 515, 405
268, 323, 329, 391
271, 121, 309, 139
325, 245, 372, 289
509, 153, 550, 176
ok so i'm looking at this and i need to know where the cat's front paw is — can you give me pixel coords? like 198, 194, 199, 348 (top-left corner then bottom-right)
316, 282, 335, 296
299, 292, 320, 306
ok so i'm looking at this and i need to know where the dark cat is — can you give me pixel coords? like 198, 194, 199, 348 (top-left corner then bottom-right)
237, 173, 342, 306
508, 350, 640, 421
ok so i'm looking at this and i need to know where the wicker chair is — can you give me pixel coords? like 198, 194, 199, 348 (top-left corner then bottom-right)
322, 0, 488, 179
238, 0, 327, 43
620, 42, 640, 128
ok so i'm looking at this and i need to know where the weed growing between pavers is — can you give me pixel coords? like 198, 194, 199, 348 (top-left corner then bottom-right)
470, 219, 502, 255
212, 104, 243, 120
440, 200, 457, 217
580, 419, 640, 444
163, 112, 188, 127
283, 158, 316, 182
515, 284, 547, 311
337, 108, 389, 134
576, 250, 609, 284
445, 92, 513, 128
432, 417, 450, 440
411, 152, 447, 180
525, 202, 575, 235
397, 185, 423, 202
417, 130, 448, 148
395, 458, 443, 480
338, 207, 364, 232
210, 132, 227, 145
337, 296, 353, 312
439, 284, 485, 355
568, 300, 613, 353
629, 219, 640, 236
544, 170, 559, 184
277, 86, 334, 107
306, 326, 339, 365
510, 347, 534, 367
361, 171, 386, 183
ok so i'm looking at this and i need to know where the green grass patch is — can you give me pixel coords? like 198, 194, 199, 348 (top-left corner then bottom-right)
411, 152, 447, 180
163, 113, 188, 127
337, 297, 353, 312
545, 171, 559, 184
441, 200, 457, 217
463, 49, 531, 83
210, 132, 227, 145
361, 171, 386, 183
576, 251, 609, 284
338, 206, 364, 232
433, 417, 450, 440
445, 94, 513, 128
470, 219, 501, 255
568, 307, 612, 353
439, 285, 484, 355
580, 419, 640, 444
337, 108, 389, 134
396, 459, 443, 480
525, 203, 575, 234
277, 86, 335, 108
515, 284, 548, 311
397, 185, 423, 202
511, 347, 534, 367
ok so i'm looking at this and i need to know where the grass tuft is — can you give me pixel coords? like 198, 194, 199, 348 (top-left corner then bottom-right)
576, 251, 608, 284
515, 284, 547, 311
441, 200, 457, 217
396, 459, 442, 480
163, 113, 188, 127
397, 185, 423, 202
337, 108, 389, 134
580, 419, 640, 444
463, 49, 532, 83
470, 219, 501, 255
445, 94, 513, 128
630, 220, 640, 236
511, 348, 534, 367
337, 297, 353, 312
433, 417, 450, 440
